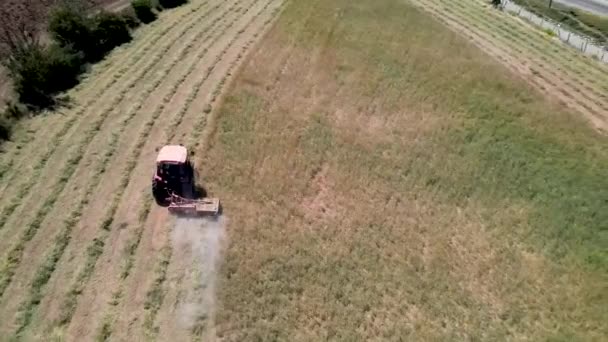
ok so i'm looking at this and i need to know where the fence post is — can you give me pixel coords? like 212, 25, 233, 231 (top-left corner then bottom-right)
567, 32, 571, 43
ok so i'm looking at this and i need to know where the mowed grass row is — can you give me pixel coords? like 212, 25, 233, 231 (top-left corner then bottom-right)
25, 1, 251, 335
444, 0, 608, 105
60, 0, 261, 338
104, 2, 283, 339
462, 0, 608, 93
0, 3, 202, 181
49, 0, 267, 334
0, 0, 215, 224
0, 0, 215, 221
0, 0, 231, 303
0, 1, 215, 189
428, 0, 608, 100
0, 0, 223, 256
8, 2, 245, 328
138, 3, 285, 339
200, 0, 607, 339
411, 0, 608, 128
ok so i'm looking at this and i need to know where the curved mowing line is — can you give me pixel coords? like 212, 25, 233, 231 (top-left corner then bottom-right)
0, 1, 213, 216
54, 0, 261, 328
0, 0, 214, 185
0, 2, 207, 178
0, 1, 227, 301
141, 2, 284, 338
10, 2, 247, 335
448, 0, 608, 94
424, 0, 608, 117
93, 1, 282, 338
0, 1, 217, 234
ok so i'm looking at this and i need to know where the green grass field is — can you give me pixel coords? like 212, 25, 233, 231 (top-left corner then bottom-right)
202, 0, 608, 340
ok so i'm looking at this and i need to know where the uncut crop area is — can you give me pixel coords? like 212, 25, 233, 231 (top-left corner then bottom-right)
0, 0, 284, 340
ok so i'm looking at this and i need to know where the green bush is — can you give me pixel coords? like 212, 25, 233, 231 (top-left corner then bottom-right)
158, 0, 188, 9
5, 44, 84, 108
91, 12, 132, 59
49, 5, 131, 62
48, 5, 94, 58
132, 0, 157, 24
120, 9, 141, 29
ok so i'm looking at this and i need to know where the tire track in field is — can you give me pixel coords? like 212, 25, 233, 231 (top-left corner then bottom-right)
0, 1, 213, 188
0, 0, 225, 305
108, 1, 283, 340
410, 0, 608, 131
0, 0, 213, 229
43, 1, 261, 337
2, 3, 240, 335
446, 0, 608, 110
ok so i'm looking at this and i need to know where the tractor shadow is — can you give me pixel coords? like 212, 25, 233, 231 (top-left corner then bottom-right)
194, 184, 208, 199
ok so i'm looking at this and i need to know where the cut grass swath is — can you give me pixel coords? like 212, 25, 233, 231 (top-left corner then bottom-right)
0, 0, 215, 231
54, 0, 261, 326
0, 0, 225, 303
12, 133, 120, 337
140, 1, 284, 336
93, 0, 280, 338
0, 0, 215, 189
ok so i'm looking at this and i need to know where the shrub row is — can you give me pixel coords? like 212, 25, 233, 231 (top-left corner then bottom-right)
0, 0, 190, 142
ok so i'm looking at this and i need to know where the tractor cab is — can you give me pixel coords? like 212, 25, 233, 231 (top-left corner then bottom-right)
152, 145, 221, 217
152, 145, 195, 205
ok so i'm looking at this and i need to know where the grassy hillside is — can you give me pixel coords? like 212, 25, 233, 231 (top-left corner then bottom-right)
202, 0, 608, 340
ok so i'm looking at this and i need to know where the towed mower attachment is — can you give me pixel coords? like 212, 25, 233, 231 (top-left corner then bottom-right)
167, 194, 221, 217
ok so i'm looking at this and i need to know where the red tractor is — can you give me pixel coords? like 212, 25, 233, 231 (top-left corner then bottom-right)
152, 145, 220, 217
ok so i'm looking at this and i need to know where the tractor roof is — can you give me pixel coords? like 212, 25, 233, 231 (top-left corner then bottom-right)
156, 145, 188, 164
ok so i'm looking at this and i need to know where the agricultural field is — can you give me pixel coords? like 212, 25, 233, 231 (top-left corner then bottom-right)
0, 0, 606, 341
